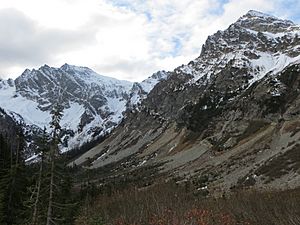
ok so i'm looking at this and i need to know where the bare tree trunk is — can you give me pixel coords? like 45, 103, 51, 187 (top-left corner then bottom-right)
15, 135, 19, 166
32, 156, 43, 225
46, 147, 55, 225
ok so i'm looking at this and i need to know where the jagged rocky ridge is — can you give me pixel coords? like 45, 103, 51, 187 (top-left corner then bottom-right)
72, 11, 300, 192
0, 64, 168, 152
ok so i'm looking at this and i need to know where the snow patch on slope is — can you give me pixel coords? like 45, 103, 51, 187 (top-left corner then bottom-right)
249, 53, 300, 85
0, 84, 50, 126
0, 82, 88, 134
61, 102, 85, 131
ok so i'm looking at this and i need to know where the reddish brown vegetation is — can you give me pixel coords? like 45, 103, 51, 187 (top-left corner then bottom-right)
75, 183, 300, 225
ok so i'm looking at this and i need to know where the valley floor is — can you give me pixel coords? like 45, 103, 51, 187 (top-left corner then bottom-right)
75, 182, 300, 225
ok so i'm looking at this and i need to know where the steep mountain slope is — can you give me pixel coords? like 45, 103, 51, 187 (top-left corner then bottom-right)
0, 64, 167, 152
72, 11, 300, 192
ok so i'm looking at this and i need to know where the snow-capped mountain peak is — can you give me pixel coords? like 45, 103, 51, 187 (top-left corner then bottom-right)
237, 10, 296, 33
243, 10, 291, 22
176, 10, 300, 87
0, 64, 164, 152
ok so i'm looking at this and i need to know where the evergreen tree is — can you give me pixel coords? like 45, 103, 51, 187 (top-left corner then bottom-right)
45, 104, 76, 225
0, 129, 28, 225
46, 104, 63, 225
26, 103, 76, 225
28, 127, 50, 225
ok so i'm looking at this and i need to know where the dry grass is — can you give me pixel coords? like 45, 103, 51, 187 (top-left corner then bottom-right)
75, 182, 300, 225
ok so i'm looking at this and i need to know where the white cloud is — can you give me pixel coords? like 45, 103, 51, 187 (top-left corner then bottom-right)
0, 8, 97, 76
0, 0, 298, 81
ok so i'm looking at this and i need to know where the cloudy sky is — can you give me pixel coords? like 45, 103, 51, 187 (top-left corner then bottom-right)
0, 0, 299, 81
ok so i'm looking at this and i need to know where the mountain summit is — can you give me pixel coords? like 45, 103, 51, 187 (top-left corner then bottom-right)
0, 64, 167, 152
179, 9, 300, 88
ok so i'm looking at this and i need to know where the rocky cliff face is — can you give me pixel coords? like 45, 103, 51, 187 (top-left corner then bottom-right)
0, 64, 167, 152
72, 11, 300, 193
